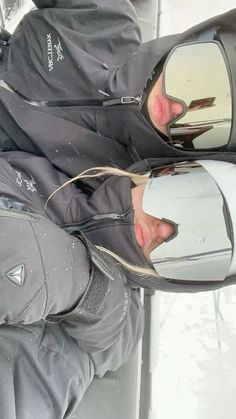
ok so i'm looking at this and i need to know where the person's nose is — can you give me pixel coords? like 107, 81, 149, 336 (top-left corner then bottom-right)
155, 218, 175, 244
170, 99, 184, 120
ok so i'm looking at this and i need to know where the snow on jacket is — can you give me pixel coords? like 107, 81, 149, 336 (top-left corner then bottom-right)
0, 1, 235, 176
0, 151, 143, 419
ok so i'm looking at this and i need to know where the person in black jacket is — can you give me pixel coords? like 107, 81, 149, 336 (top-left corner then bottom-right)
1, 147, 236, 295
0, 2, 235, 415
0, 155, 144, 419
0, 147, 236, 418
0, 1, 235, 177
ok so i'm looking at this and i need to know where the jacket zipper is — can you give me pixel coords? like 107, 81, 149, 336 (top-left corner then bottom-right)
0, 80, 143, 108
62, 207, 133, 234
102, 95, 143, 106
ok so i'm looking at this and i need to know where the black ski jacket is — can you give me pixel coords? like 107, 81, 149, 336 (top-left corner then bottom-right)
2, 149, 236, 293
0, 147, 235, 418
0, 1, 235, 175
0, 149, 143, 419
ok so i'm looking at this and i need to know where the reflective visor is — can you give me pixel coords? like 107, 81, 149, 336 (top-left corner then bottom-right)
163, 41, 232, 150
142, 162, 232, 282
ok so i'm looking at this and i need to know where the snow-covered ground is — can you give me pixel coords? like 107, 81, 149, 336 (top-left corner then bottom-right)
159, 0, 236, 35
0, 0, 34, 32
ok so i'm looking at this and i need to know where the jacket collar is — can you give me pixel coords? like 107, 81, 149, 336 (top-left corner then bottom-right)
79, 175, 158, 288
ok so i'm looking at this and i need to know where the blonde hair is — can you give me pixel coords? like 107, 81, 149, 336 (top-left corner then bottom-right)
96, 245, 158, 278
47, 166, 158, 278
46, 166, 148, 205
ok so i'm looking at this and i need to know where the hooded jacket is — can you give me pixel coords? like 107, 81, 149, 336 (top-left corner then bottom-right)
0, 1, 235, 176
0, 147, 235, 418
2, 149, 236, 293
0, 150, 143, 418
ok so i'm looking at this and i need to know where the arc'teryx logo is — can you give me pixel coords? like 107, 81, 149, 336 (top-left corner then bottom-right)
47, 33, 64, 72
6, 264, 25, 286
47, 33, 54, 72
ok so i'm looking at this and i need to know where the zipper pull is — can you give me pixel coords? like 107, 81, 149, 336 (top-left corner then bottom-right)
103, 95, 143, 107
121, 96, 142, 104
93, 208, 133, 221
93, 213, 121, 220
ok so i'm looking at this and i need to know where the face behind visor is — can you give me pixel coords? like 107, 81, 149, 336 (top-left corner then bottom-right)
142, 160, 236, 283
161, 36, 235, 151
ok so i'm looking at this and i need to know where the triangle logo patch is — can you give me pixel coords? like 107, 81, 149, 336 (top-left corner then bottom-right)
6, 264, 25, 286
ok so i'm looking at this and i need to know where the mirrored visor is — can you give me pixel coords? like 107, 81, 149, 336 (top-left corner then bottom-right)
163, 42, 232, 150
143, 163, 232, 281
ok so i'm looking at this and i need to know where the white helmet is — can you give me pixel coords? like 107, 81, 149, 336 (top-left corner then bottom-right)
143, 160, 236, 283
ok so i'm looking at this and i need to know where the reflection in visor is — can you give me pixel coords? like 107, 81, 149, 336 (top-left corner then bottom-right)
164, 42, 232, 150
143, 162, 232, 281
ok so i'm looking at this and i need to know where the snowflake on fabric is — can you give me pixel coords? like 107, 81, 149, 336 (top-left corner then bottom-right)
16, 171, 23, 187
24, 176, 37, 192
15, 171, 37, 192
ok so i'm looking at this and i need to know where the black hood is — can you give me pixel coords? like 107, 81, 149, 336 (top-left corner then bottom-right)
1, 6, 236, 184
103, 9, 236, 160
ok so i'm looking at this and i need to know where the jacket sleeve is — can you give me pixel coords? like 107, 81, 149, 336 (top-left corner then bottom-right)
0, 247, 143, 419
89, 290, 144, 377
47, 248, 144, 373
50, 234, 144, 373
0, 210, 91, 325
0, 321, 94, 419
0, 297, 142, 419
0, 204, 144, 366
